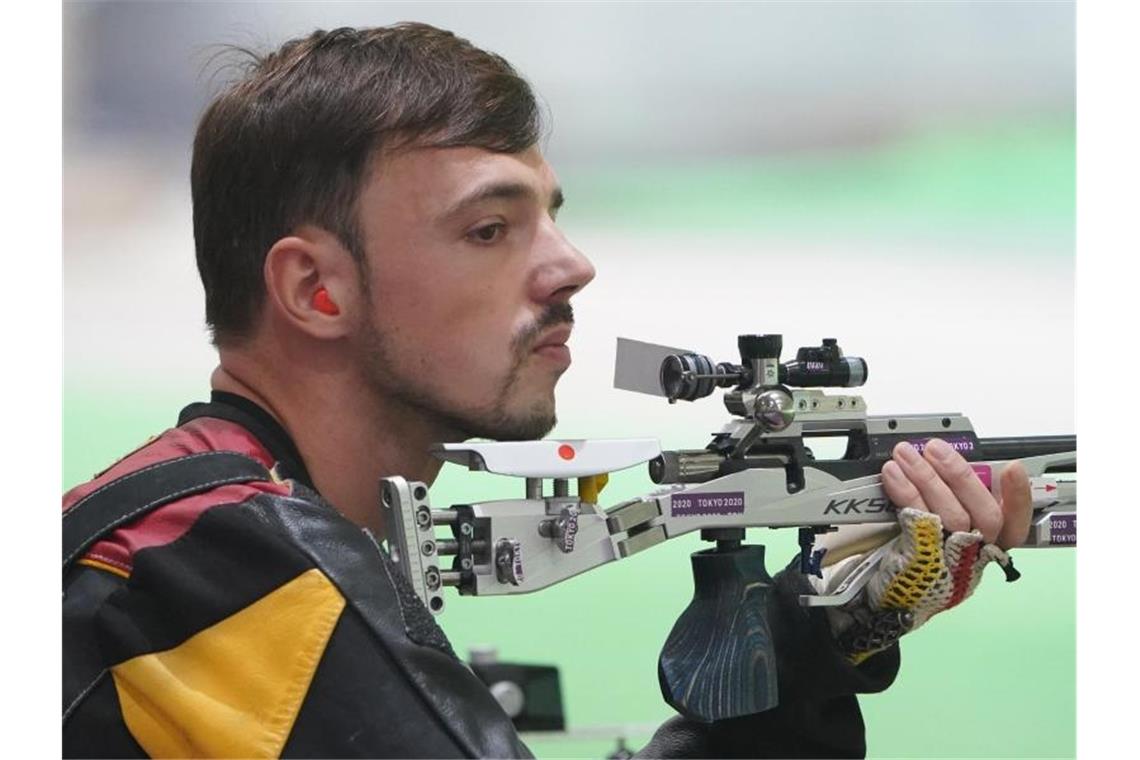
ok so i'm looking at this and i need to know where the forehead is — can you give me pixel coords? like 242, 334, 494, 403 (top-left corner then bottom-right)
360, 144, 557, 218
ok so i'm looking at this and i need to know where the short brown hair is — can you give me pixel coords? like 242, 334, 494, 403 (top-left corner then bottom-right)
191, 23, 542, 345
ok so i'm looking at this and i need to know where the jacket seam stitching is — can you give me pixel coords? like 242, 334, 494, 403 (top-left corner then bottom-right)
63, 668, 108, 725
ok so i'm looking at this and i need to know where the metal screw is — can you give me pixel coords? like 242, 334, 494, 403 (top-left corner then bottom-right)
460, 522, 474, 537
425, 568, 441, 591
416, 508, 431, 529
460, 557, 473, 570
421, 540, 436, 555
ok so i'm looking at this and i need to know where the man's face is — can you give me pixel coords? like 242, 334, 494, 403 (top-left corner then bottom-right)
351, 144, 595, 441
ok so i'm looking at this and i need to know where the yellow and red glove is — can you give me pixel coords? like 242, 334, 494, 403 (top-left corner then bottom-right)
810, 507, 1020, 664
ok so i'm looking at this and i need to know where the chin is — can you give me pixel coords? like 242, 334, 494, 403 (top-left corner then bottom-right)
469, 397, 557, 442
492, 410, 557, 441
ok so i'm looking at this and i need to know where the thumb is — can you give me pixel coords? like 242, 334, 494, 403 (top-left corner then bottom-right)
996, 461, 1032, 549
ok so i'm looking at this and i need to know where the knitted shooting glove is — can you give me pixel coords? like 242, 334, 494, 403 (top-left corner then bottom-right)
809, 507, 1019, 664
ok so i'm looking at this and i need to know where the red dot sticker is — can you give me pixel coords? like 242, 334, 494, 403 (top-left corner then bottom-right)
558, 444, 576, 460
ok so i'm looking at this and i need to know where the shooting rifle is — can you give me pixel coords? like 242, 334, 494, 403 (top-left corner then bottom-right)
382, 334, 1076, 723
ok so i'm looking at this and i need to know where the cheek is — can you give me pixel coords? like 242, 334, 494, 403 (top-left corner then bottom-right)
374, 268, 522, 375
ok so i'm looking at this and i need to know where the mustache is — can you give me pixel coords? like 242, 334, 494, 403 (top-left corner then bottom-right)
512, 302, 575, 354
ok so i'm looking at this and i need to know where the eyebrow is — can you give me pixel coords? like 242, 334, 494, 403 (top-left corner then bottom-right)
439, 181, 565, 222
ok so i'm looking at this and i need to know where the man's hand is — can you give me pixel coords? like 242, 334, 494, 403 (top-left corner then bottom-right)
880, 438, 1032, 549
811, 437, 1035, 663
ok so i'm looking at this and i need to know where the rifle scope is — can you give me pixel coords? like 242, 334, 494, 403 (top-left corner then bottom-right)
659, 335, 867, 402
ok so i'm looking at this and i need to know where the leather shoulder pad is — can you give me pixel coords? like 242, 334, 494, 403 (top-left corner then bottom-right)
247, 488, 532, 759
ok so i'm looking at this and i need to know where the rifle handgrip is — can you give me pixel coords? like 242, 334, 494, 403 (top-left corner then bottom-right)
657, 544, 779, 722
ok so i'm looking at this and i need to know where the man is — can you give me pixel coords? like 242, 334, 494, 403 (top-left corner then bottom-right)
62, 23, 1030, 758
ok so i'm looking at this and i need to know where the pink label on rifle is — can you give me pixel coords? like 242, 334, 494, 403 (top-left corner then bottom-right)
671, 491, 746, 517
1049, 513, 1076, 545
971, 464, 993, 490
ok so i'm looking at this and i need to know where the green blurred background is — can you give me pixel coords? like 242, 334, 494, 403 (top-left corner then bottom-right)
65, 3, 1074, 757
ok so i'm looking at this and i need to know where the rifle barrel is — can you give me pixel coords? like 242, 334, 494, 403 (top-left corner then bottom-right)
976, 436, 1076, 461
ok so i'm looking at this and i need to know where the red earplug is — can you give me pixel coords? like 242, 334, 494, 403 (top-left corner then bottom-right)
312, 287, 340, 316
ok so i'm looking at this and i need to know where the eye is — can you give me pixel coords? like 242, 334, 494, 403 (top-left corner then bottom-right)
467, 222, 505, 244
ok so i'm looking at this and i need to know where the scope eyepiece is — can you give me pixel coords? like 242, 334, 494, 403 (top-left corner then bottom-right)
659, 353, 744, 402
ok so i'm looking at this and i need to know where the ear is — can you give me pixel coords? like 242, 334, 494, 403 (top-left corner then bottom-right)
262, 226, 361, 340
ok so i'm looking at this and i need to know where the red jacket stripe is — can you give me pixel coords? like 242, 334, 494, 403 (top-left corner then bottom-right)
62, 417, 294, 575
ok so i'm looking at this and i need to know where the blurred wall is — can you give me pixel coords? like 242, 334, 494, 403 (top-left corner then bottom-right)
64, 2, 1075, 757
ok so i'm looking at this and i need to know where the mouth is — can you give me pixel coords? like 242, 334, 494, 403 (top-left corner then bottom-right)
531, 324, 573, 368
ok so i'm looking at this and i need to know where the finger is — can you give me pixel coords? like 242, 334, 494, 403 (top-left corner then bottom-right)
922, 438, 1003, 543
996, 460, 1033, 550
892, 441, 971, 533
880, 459, 928, 512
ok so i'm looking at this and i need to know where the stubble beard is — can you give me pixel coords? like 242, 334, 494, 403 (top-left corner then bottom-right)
356, 304, 573, 442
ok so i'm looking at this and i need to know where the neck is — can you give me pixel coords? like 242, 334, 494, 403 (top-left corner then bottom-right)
210, 354, 454, 539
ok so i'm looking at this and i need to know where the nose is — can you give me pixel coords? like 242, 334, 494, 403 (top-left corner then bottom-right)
531, 223, 596, 304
